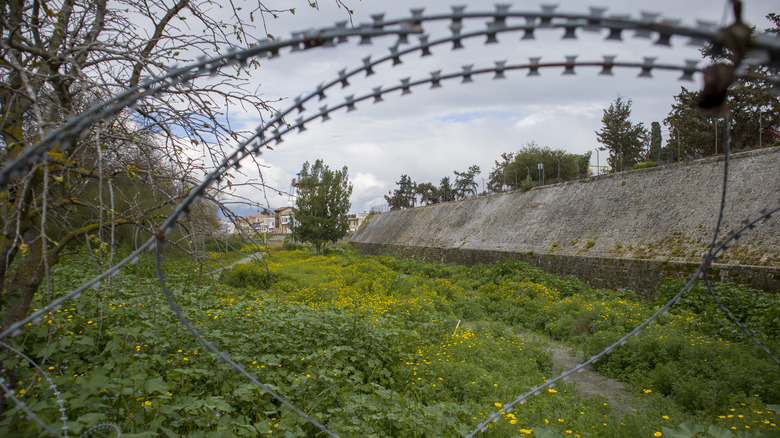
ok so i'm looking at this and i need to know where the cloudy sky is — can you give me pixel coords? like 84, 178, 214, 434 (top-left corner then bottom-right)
216, 0, 777, 215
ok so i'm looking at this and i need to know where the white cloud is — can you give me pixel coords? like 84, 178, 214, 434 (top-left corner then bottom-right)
351, 172, 386, 211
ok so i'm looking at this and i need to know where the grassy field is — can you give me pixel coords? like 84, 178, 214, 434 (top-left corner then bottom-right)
1, 244, 777, 437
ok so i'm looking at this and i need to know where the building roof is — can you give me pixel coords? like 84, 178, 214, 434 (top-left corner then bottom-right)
763, 129, 780, 140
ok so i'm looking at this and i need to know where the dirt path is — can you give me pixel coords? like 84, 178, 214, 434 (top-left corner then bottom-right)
210, 253, 264, 277
227, 253, 262, 268
548, 341, 644, 417
464, 323, 643, 416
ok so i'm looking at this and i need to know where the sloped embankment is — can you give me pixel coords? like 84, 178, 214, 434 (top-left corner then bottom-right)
352, 148, 780, 293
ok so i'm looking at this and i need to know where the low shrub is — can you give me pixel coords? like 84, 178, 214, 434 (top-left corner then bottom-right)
219, 262, 275, 289
238, 243, 271, 254
585, 323, 780, 413
655, 278, 780, 341
282, 241, 306, 251
634, 161, 658, 169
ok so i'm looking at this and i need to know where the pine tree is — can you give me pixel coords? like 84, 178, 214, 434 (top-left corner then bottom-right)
487, 152, 514, 192
291, 160, 353, 255
438, 177, 455, 203
416, 182, 439, 205
385, 174, 417, 210
453, 165, 481, 198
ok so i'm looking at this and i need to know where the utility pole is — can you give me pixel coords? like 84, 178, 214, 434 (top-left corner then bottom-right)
675, 129, 682, 161
714, 118, 718, 155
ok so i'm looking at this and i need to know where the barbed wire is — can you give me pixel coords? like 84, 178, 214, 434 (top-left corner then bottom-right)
466, 110, 780, 437
5, 4, 780, 187
0, 341, 67, 438
0, 376, 61, 437
696, 119, 779, 366
151, 240, 338, 437
0, 344, 124, 437
702, 211, 780, 365
1, 5, 779, 437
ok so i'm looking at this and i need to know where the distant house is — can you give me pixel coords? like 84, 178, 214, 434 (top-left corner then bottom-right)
762, 129, 780, 146
247, 214, 275, 234
274, 206, 294, 234
226, 214, 275, 235
234, 216, 255, 235
347, 212, 369, 232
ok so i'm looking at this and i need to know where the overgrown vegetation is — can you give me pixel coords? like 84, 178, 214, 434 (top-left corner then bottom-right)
1, 247, 777, 437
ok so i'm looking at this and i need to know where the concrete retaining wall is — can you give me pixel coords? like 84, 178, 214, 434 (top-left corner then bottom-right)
351, 148, 780, 294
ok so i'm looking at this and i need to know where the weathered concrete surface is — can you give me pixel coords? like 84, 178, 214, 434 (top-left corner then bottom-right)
351, 147, 780, 294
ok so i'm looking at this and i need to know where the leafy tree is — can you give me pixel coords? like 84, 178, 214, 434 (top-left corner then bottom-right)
438, 177, 456, 203
664, 11, 780, 157
664, 87, 723, 159
649, 121, 663, 161
0, 1, 348, 329
385, 174, 417, 210
727, 81, 779, 149
453, 165, 481, 199
666, 12, 780, 155
416, 182, 439, 205
488, 143, 590, 190
595, 96, 648, 172
576, 151, 593, 178
290, 160, 353, 255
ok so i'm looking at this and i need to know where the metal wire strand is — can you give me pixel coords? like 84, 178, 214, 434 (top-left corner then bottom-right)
700, 116, 780, 365
2, 7, 779, 437
152, 239, 339, 438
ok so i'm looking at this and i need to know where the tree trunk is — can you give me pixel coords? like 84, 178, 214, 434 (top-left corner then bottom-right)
1, 238, 46, 332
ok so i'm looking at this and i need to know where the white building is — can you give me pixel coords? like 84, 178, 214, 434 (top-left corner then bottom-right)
218, 218, 236, 234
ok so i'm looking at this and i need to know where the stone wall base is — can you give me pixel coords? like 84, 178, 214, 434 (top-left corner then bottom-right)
351, 241, 779, 295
